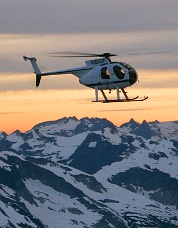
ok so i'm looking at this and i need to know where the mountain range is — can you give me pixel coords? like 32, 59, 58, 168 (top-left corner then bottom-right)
0, 116, 178, 227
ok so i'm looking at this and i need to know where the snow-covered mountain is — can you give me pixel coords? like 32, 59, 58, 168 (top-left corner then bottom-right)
1, 117, 178, 227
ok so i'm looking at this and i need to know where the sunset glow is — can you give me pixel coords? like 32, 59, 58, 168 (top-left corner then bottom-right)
0, 1, 178, 133
1, 72, 178, 134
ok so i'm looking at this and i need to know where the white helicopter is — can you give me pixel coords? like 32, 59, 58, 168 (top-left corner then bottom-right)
23, 52, 148, 103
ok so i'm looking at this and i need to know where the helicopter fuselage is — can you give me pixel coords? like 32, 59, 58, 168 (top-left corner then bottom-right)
79, 61, 138, 90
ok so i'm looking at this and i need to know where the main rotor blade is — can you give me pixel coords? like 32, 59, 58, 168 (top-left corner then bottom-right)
48, 51, 117, 58
123, 51, 170, 56
48, 51, 100, 57
50, 54, 99, 57
48, 50, 169, 58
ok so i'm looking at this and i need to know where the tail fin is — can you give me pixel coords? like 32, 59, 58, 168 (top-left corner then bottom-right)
23, 55, 42, 87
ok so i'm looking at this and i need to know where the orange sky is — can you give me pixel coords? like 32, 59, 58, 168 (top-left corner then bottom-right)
0, 70, 178, 134
0, 32, 178, 134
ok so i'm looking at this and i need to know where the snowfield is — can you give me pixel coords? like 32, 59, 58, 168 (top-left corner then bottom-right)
1, 117, 178, 227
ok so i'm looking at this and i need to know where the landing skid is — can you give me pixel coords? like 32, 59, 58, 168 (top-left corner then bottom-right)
93, 96, 148, 103
93, 87, 148, 103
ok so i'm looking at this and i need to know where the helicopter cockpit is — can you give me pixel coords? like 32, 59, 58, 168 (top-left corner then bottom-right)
100, 62, 138, 86
119, 62, 138, 85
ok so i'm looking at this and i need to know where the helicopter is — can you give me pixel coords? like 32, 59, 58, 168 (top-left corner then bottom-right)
23, 52, 148, 103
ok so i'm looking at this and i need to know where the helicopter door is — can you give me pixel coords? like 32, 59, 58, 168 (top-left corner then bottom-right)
101, 67, 110, 79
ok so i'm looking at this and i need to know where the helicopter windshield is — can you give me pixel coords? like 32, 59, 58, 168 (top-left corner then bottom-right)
113, 65, 125, 79
119, 62, 135, 70
118, 62, 138, 85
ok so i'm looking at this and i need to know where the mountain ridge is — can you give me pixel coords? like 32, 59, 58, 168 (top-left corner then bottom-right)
1, 116, 178, 227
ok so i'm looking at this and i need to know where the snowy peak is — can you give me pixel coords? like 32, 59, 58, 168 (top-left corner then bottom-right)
26, 116, 116, 137
120, 118, 140, 132
132, 120, 157, 139
0, 131, 7, 139
120, 119, 155, 139
120, 118, 178, 140
32, 116, 80, 137
76, 117, 116, 134
1, 117, 178, 227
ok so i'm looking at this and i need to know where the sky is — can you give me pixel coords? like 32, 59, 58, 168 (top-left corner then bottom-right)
0, 0, 178, 133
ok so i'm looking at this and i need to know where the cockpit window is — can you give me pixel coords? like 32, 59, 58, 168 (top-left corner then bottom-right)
119, 62, 134, 70
113, 65, 125, 79
101, 67, 110, 79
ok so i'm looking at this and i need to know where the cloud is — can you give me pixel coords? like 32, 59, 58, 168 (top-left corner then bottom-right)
0, 1, 178, 93
0, 112, 25, 115
98, 106, 176, 113
0, 31, 178, 74
0, 73, 84, 92
1, 0, 178, 34
134, 70, 178, 89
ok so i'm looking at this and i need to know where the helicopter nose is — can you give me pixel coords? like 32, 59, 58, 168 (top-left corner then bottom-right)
129, 70, 138, 85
